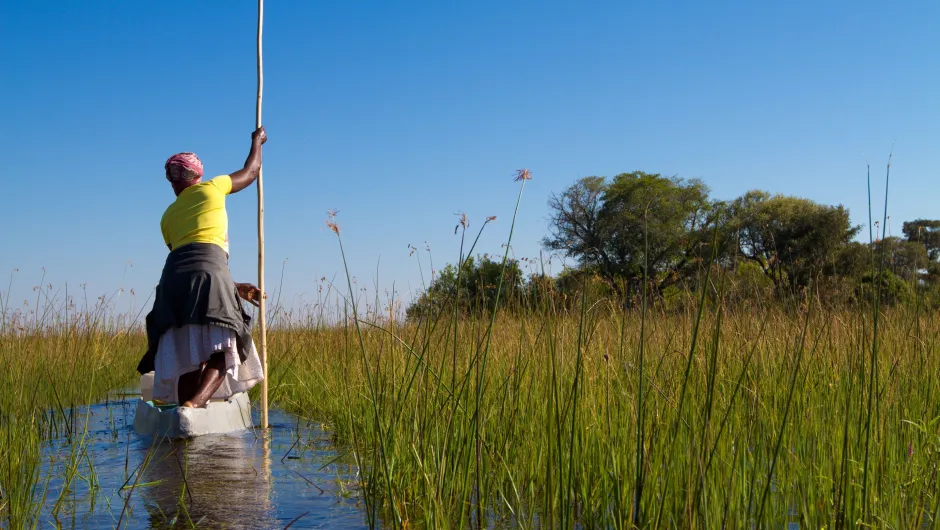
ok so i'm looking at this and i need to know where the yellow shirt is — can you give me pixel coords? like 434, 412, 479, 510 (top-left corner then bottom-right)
161, 175, 232, 255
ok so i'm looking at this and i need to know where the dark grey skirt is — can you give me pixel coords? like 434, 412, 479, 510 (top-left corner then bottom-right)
137, 243, 252, 375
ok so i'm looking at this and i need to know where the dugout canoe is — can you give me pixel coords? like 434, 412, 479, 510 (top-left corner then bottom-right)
133, 372, 253, 439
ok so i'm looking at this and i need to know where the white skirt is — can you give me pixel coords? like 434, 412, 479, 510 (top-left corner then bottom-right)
152, 324, 264, 404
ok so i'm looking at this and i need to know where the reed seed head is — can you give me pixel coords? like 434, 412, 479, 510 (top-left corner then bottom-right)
326, 210, 341, 234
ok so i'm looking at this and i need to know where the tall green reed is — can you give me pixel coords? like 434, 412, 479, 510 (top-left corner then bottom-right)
0, 284, 142, 527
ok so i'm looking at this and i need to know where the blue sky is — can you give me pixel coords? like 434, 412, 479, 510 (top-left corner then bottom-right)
2, 0, 937, 315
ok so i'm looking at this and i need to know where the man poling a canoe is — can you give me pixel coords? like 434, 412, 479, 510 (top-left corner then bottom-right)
137, 127, 268, 409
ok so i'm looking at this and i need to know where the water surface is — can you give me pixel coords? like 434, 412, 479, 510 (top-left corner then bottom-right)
38, 389, 369, 529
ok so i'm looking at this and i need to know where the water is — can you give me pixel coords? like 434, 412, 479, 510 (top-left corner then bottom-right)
36, 390, 370, 529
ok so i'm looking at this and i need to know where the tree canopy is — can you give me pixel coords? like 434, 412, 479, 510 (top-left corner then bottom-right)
406, 170, 940, 318
544, 172, 715, 298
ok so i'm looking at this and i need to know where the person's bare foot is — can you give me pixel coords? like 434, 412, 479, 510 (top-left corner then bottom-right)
181, 400, 196, 408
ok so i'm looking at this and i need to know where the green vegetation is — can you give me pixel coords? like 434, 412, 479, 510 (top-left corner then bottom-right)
0, 285, 142, 527
541, 170, 938, 307
271, 304, 940, 528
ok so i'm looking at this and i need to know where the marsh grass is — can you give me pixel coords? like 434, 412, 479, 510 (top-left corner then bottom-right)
0, 284, 143, 527
267, 296, 940, 528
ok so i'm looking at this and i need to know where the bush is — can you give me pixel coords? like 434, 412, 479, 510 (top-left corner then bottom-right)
857, 270, 914, 306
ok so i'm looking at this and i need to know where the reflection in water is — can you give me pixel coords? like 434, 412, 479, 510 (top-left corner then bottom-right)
135, 433, 277, 527
38, 391, 368, 529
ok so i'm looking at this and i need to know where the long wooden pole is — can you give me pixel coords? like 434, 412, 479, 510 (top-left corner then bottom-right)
256, 0, 268, 430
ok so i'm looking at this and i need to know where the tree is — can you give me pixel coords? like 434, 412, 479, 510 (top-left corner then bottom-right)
902, 220, 940, 261
405, 254, 525, 320
731, 191, 860, 292
543, 176, 608, 277
828, 241, 870, 280
544, 171, 716, 299
857, 270, 914, 306
876, 237, 928, 282
826, 237, 926, 283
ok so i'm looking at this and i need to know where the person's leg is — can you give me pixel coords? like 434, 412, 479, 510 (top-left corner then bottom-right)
180, 352, 227, 408
176, 368, 203, 405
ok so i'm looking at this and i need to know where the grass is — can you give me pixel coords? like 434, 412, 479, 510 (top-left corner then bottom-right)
266, 297, 940, 528
5, 278, 940, 528
0, 284, 143, 527
9, 292, 939, 528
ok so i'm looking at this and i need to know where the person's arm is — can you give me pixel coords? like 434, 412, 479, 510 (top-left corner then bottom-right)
229, 127, 268, 194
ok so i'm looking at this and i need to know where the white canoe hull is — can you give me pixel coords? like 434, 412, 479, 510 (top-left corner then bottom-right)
132, 392, 253, 439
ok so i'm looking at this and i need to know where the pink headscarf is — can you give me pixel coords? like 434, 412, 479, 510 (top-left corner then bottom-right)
164, 152, 204, 183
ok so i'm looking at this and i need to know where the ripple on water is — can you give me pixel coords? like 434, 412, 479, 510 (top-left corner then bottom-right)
37, 390, 370, 529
